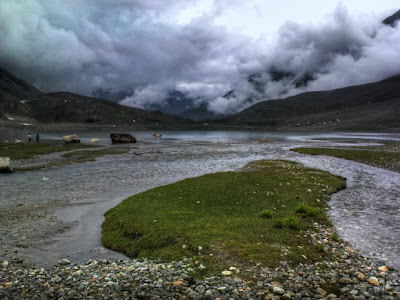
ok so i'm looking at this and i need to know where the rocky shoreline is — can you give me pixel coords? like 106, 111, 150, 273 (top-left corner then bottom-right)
1, 223, 398, 299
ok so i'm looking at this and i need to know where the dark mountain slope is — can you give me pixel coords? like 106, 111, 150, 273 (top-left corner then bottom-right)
224, 76, 400, 130
24, 92, 187, 126
0, 67, 42, 99
382, 9, 400, 26
0, 90, 30, 116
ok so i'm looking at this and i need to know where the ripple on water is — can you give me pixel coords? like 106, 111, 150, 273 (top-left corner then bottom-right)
291, 154, 400, 269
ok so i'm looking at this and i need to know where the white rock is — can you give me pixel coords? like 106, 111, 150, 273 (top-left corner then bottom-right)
62, 135, 80, 143
2, 260, 9, 267
272, 286, 285, 295
221, 270, 232, 276
0, 157, 13, 173
58, 259, 71, 265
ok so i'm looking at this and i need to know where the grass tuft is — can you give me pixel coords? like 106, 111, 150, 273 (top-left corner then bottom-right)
284, 216, 300, 230
316, 243, 325, 252
273, 219, 285, 229
260, 209, 273, 219
332, 232, 340, 242
295, 204, 319, 217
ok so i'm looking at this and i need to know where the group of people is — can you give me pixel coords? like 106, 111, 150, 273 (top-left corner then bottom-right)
27, 133, 40, 143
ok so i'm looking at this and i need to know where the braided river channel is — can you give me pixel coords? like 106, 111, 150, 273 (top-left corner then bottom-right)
0, 130, 399, 269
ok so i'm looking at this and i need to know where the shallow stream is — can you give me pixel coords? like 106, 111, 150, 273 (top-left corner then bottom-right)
0, 130, 399, 269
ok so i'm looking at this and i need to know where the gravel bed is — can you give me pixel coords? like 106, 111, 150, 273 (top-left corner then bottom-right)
1, 224, 399, 299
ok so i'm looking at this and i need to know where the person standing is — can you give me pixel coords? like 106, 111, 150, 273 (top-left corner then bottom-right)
28, 133, 32, 142
36, 133, 40, 143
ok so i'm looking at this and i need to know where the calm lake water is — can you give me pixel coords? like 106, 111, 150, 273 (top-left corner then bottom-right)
1, 129, 399, 269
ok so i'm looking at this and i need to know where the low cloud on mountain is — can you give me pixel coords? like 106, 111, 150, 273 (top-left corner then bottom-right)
0, 1, 399, 115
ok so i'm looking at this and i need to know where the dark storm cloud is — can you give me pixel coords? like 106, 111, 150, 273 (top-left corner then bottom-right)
0, 1, 399, 114
0, 0, 244, 96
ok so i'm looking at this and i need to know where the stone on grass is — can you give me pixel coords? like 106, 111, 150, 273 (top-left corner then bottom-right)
0, 157, 13, 173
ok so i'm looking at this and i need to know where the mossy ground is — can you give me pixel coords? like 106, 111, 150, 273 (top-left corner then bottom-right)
102, 160, 346, 276
0, 142, 100, 160
292, 146, 400, 172
0, 142, 130, 170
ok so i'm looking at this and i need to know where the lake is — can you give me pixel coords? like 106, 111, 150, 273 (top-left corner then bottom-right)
0, 129, 399, 269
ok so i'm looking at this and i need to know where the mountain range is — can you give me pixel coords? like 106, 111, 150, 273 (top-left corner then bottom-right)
0, 67, 189, 129
1, 65, 399, 131
221, 76, 400, 130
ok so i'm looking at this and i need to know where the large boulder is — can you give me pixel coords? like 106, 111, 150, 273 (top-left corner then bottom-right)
0, 157, 14, 173
63, 135, 80, 143
110, 133, 136, 144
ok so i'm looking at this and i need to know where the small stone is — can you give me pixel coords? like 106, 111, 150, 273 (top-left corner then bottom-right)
378, 266, 388, 272
221, 270, 232, 276
2, 260, 9, 268
357, 272, 366, 281
326, 294, 337, 299
315, 287, 327, 296
272, 286, 285, 295
173, 280, 184, 286
350, 290, 359, 295
196, 285, 206, 294
4, 282, 12, 287
58, 259, 71, 265
339, 277, 352, 285
369, 277, 380, 286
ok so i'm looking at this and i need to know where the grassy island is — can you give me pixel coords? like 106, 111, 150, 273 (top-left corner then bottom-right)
0, 142, 100, 160
0, 142, 130, 170
292, 146, 400, 173
102, 160, 346, 275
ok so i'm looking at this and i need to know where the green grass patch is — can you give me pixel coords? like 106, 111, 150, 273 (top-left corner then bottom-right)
102, 160, 346, 276
260, 209, 273, 219
0, 142, 100, 160
291, 147, 400, 173
315, 243, 325, 252
332, 232, 340, 242
295, 204, 319, 217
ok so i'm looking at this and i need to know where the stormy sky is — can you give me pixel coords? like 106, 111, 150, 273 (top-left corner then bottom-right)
0, 0, 399, 115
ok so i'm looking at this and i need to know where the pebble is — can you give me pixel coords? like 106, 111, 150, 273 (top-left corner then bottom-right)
0, 225, 399, 299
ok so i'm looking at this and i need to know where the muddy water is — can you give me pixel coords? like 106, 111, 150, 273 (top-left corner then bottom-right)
0, 131, 399, 269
